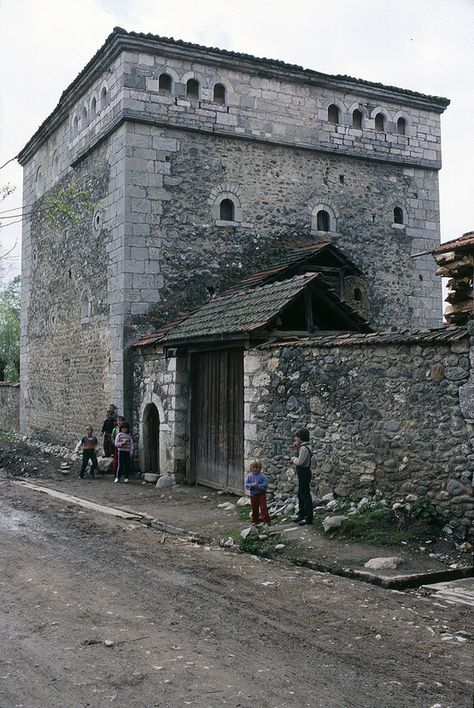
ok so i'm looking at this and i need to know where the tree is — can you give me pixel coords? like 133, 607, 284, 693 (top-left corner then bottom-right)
0, 275, 20, 381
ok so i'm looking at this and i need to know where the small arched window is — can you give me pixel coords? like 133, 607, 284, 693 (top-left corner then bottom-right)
214, 83, 226, 105
317, 210, 330, 231
81, 292, 91, 323
219, 198, 235, 221
90, 96, 97, 119
393, 207, 404, 224
100, 86, 108, 109
328, 104, 339, 124
73, 115, 79, 134
354, 288, 363, 303
352, 109, 363, 129
374, 113, 385, 132
52, 153, 59, 180
397, 117, 406, 136
186, 78, 199, 98
159, 73, 172, 93
82, 106, 88, 125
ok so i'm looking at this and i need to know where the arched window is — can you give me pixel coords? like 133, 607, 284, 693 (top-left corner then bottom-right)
100, 86, 108, 109
397, 117, 406, 136
393, 207, 404, 224
73, 115, 79, 134
90, 96, 97, 119
214, 83, 226, 105
219, 198, 235, 221
352, 109, 363, 129
186, 78, 199, 98
82, 106, 88, 125
159, 73, 172, 93
354, 288, 363, 303
374, 113, 385, 132
52, 153, 59, 180
81, 292, 91, 323
328, 104, 339, 124
317, 210, 330, 231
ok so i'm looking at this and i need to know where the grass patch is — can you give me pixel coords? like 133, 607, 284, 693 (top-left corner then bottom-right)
236, 504, 252, 522
239, 532, 284, 556
321, 507, 436, 546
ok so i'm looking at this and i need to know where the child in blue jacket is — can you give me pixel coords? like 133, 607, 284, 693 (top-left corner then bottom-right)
245, 459, 270, 525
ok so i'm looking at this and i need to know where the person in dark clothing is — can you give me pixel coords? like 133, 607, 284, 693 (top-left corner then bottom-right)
101, 411, 115, 457
291, 427, 313, 526
75, 426, 98, 479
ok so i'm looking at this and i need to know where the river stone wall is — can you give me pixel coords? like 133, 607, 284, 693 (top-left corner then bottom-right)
0, 382, 20, 434
244, 329, 474, 539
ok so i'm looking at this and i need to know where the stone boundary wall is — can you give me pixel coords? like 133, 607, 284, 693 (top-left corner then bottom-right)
244, 331, 474, 539
0, 382, 20, 434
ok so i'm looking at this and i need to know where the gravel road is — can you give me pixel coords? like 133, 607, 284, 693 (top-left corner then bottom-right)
0, 478, 472, 708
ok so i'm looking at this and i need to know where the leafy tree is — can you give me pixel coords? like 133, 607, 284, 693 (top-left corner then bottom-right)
0, 275, 20, 381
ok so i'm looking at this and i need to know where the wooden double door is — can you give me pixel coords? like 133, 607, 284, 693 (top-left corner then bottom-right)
190, 348, 244, 493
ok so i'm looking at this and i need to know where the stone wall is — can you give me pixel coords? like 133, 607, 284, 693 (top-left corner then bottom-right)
244, 329, 474, 539
0, 382, 20, 434
132, 348, 188, 478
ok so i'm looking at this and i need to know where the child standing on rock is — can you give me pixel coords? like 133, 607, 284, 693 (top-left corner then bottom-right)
114, 422, 134, 483
74, 425, 98, 479
245, 459, 270, 525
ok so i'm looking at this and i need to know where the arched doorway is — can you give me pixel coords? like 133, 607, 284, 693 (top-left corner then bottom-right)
143, 403, 160, 474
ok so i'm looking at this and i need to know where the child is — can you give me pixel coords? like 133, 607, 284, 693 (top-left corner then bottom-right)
244, 459, 270, 525
291, 427, 313, 526
74, 425, 98, 479
107, 404, 118, 422
114, 421, 134, 483
111, 415, 125, 476
101, 410, 115, 457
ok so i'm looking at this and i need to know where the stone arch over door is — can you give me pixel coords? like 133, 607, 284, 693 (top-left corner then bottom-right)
142, 403, 160, 474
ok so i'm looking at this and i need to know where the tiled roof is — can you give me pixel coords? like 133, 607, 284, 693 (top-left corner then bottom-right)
432, 231, 474, 255
134, 271, 369, 348
223, 241, 362, 294
261, 326, 468, 349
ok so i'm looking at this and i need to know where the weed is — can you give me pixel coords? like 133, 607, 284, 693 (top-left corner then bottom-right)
408, 498, 439, 524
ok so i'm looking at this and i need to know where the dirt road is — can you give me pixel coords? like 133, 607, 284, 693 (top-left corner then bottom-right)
0, 478, 472, 708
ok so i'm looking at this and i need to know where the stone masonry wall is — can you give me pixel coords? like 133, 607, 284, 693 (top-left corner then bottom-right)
244, 332, 474, 539
0, 383, 20, 434
132, 349, 188, 478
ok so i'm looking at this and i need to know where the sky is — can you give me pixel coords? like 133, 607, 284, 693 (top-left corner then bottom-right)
0, 0, 473, 283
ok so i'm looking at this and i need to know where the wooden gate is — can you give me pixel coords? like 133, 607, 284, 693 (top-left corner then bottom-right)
190, 348, 244, 493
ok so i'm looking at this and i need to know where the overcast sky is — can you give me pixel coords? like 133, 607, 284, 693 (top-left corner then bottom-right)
0, 0, 473, 281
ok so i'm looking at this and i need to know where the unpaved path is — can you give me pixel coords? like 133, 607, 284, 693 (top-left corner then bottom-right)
0, 478, 472, 708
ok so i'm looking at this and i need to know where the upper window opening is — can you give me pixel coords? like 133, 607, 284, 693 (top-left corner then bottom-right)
316, 210, 330, 231
328, 104, 339, 124
354, 288, 363, 303
352, 109, 363, 129
73, 115, 79, 134
375, 113, 385, 132
100, 87, 108, 109
393, 207, 404, 224
219, 198, 235, 221
214, 83, 226, 105
90, 96, 97, 119
397, 117, 406, 136
81, 292, 91, 323
186, 79, 199, 99
82, 106, 88, 124
159, 73, 172, 93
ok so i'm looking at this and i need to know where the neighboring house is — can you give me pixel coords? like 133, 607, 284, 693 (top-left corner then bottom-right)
18, 27, 449, 448
432, 230, 474, 325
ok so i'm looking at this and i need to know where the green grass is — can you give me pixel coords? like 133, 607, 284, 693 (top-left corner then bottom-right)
321, 508, 418, 546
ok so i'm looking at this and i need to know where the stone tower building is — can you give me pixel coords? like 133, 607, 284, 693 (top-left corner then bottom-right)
18, 27, 449, 444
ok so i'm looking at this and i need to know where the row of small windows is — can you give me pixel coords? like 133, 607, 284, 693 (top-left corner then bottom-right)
72, 86, 109, 135
158, 73, 227, 104
215, 196, 405, 229
328, 104, 407, 135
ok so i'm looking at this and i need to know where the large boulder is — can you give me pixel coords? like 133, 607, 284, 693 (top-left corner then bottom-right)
156, 474, 176, 489
322, 515, 347, 532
